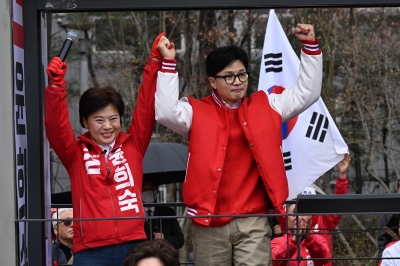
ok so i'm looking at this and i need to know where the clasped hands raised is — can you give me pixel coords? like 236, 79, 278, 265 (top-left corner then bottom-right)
291, 215, 312, 241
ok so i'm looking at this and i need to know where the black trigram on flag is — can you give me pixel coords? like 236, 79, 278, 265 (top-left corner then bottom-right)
283, 151, 292, 171
264, 53, 282, 73
305, 112, 329, 143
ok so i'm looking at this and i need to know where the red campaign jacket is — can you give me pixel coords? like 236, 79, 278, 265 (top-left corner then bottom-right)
272, 232, 332, 266
277, 177, 348, 265
378, 240, 399, 266
280, 178, 349, 234
310, 177, 348, 266
185, 91, 288, 226
45, 59, 161, 253
311, 178, 349, 244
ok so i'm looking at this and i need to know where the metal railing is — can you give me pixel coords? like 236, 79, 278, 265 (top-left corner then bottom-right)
16, 194, 400, 265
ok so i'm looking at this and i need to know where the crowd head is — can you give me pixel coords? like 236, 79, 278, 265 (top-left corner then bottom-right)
123, 240, 180, 266
52, 208, 74, 246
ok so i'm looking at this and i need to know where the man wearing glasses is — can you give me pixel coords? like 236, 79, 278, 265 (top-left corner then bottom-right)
271, 203, 331, 265
52, 208, 74, 266
154, 23, 322, 266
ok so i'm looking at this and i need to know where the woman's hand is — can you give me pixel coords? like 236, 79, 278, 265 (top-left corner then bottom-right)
151, 32, 166, 61
46, 57, 67, 87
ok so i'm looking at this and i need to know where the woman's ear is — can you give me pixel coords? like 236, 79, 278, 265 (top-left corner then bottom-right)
82, 117, 88, 129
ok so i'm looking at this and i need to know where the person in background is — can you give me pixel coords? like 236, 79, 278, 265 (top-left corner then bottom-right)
52, 208, 73, 266
379, 218, 400, 266
123, 240, 180, 266
155, 23, 322, 266
276, 154, 350, 253
271, 203, 331, 266
271, 154, 350, 265
310, 153, 350, 266
380, 240, 400, 266
270, 216, 283, 240
378, 180, 400, 259
44, 33, 165, 266
142, 179, 184, 249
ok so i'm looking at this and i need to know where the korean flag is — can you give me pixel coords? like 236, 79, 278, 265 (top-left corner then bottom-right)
258, 9, 348, 200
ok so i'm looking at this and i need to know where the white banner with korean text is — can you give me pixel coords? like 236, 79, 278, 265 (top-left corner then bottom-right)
13, 0, 28, 265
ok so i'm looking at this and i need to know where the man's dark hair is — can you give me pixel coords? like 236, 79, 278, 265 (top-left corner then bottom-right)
205, 45, 249, 77
123, 240, 180, 266
286, 203, 296, 213
144, 175, 160, 188
79, 86, 125, 128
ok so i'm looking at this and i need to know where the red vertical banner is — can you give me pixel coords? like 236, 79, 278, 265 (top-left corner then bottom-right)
13, 0, 29, 265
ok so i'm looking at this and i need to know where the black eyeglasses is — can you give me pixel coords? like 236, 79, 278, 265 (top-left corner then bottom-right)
57, 220, 72, 226
214, 72, 250, 85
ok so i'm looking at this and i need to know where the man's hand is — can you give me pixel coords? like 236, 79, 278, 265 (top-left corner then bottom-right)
292, 215, 312, 241
273, 224, 282, 236
300, 215, 312, 238
157, 36, 176, 60
153, 232, 164, 240
338, 153, 351, 178
295, 24, 316, 41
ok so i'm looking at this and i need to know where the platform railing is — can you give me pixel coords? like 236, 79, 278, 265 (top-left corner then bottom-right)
17, 193, 400, 265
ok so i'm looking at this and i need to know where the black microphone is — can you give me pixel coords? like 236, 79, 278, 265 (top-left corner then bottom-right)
51, 31, 77, 76
58, 31, 77, 61
102, 149, 107, 155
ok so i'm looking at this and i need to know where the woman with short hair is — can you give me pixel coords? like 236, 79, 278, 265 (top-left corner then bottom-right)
45, 33, 167, 266
123, 240, 180, 266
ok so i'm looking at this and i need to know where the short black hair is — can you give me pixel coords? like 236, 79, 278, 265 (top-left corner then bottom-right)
205, 45, 248, 77
143, 176, 160, 188
79, 86, 125, 128
123, 240, 180, 266
286, 203, 296, 213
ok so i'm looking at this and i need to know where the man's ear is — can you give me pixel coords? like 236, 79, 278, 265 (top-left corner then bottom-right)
208, 77, 217, 90
53, 227, 58, 236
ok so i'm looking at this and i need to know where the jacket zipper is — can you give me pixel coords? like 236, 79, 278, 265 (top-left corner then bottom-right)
105, 160, 119, 244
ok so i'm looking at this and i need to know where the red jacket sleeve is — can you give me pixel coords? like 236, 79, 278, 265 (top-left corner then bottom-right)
304, 234, 332, 266
271, 235, 297, 266
272, 234, 331, 266
335, 177, 349, 195
127, 58, 161, 156
315, 177, 349, 230
44, 83, 77, 169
